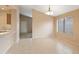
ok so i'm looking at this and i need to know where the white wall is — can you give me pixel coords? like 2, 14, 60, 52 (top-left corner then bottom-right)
32, 10, 53, 39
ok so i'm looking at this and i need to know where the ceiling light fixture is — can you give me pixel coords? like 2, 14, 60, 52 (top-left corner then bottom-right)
1, 5, 9, 10
46, 5, 53, 16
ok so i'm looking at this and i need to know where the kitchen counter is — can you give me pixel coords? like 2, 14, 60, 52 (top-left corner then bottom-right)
0, 30, 10, 35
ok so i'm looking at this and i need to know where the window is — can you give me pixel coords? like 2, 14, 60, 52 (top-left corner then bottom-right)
65, 16, 73, 33
56, 16, 73, 34
58, 18, 64, 32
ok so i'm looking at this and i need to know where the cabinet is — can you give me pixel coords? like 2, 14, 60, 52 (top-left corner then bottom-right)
7, 13, 11, 24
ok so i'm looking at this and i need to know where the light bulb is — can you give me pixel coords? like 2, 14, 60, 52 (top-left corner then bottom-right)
1, 8, 5, 10
45, 11, 53, 15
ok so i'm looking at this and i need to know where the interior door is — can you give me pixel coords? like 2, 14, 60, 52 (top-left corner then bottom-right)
20, 21, 27, 33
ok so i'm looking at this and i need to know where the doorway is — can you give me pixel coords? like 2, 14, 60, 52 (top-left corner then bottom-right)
20, 14, 32, 39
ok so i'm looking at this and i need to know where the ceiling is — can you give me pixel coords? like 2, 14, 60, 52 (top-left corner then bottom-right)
19, 5, 79, 17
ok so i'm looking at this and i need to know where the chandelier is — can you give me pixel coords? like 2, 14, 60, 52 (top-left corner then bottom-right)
46, 5, 53, 15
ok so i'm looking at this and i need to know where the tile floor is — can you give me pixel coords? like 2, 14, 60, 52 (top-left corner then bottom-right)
6, 38, 73, 54
20, 33, 32, 39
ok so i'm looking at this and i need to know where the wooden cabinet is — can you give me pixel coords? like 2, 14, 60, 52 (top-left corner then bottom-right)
7, 14, 11, 24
